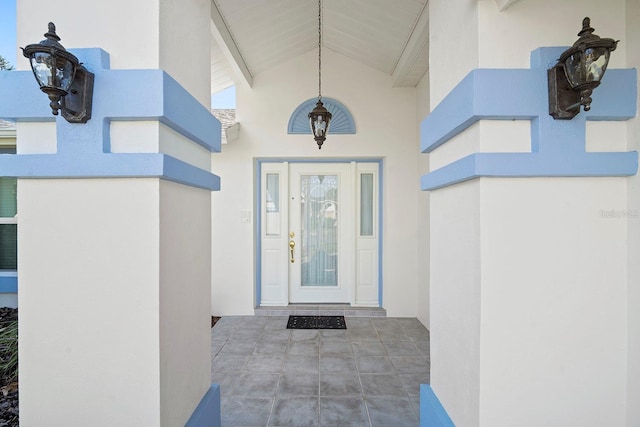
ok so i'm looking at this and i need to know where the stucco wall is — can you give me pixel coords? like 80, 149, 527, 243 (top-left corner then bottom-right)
429, 180, 482, 427
17, 0, 211, 107
159, 180, 212, 425
18, 179, 162, 426
479, 178, 628, 427
14, 0, 216, 424
416, 72, 430, 328
428, 0, 633, 425
625, 0, 640, 425
211, 48, 424, 317
428, 0, 479, 105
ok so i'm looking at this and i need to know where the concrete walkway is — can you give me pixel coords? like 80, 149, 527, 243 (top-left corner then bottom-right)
211, 315, 430, 427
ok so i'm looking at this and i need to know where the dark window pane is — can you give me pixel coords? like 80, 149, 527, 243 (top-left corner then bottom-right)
0, 224, 17, 270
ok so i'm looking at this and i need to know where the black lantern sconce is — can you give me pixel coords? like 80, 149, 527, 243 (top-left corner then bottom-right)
22, 22, 94, 123
308, 0, 332, 149
548, 17, 618, 120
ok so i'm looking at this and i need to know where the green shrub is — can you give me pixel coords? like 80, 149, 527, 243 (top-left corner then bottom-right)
0, 320, 18, 384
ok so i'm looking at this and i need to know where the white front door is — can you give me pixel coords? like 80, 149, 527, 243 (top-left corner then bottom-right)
259, 161, 379, 306
288, 163, 353, 303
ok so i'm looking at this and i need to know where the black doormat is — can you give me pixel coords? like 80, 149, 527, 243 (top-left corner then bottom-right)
286, 315, 346, 329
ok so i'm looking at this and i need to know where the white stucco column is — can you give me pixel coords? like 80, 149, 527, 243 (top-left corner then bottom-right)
11, 0, 219, 425
625, 0, 640, 425
425, 0, 635, 426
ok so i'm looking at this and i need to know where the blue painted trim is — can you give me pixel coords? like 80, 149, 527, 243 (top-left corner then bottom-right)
0, 153, 220, 191
421, 68, 636, 154
0, 48, 221, 192
185, 384, 221, 427
378, 163, 383, 308
420, 47, 638, 191
420, 69, 540, 153
420, 385, 455, 427
162, 155, 221, 191
255, 158, 383, 307
255, 159, 262, 307
0, 272, 17, 294
421, 152, 638, 191
288, 98, 356, 134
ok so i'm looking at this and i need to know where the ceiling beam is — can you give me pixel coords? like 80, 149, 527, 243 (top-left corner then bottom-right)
210, 0, 253, 88
391, 1, 429, 88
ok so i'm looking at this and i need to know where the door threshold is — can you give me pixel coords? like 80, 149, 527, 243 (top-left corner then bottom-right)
254, 304, 386, 317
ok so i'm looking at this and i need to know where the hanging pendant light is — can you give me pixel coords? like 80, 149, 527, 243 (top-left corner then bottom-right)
308, 0, 332, 149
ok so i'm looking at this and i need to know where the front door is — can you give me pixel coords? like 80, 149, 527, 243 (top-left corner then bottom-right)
288, 163, 352, 303
259, 161, 380, 306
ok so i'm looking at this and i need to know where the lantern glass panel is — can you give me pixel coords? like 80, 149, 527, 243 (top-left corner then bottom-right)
564, 47, 610, 88
55, 56, 75, 91
30, 52, 53, 87
313, 114, 327, 137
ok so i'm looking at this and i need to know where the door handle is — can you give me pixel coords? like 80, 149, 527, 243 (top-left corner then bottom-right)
289, 239, 295, 263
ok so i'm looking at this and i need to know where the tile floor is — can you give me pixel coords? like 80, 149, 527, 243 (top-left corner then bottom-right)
211, 315, 430, 427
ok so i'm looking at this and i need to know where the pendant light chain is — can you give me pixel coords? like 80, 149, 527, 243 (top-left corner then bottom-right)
308, 0, 331, 149
318, 0, 322, 100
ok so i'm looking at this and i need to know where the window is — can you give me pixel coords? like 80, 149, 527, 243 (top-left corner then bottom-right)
0, 146, 17, 270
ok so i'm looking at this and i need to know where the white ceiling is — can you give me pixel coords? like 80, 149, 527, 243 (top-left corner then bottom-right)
210, 0, 430, 93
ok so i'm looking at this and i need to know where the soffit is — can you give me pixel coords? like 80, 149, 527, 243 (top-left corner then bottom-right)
210, 0, 429, 91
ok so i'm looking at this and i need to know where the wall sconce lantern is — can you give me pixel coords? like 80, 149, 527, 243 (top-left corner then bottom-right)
548, 17, 618, 120
308, 0, 332, 149
22, 22, 94, 123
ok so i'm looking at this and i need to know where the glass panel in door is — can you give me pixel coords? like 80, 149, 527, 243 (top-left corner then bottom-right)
300, 174, 338, 287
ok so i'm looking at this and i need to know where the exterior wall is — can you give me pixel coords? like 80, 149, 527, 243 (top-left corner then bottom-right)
18, 179, 162, 425
13, 0, 217, 424
159, 180, 212, 425
16, 0, 161, 71
212, 49, 424, 317
416, 73, 430, 328
428, 0, 479, 105
479, 178, 627, 427
625, 0, 640, 425
428, 0, 634, 425
428, 3, 480, 425
475, 2, 630, 425
159, 0, 211, 107
16, 0, 211, 106
478, 0, 626, 69
430, 180, 481, 427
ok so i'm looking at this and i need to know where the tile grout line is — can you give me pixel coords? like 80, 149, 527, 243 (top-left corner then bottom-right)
352, 318, 374, 427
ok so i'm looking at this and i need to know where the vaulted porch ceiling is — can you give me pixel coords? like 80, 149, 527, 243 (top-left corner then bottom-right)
209, 0, 430, 93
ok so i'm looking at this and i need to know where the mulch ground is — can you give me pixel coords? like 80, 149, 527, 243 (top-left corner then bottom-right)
211, 316, 221, 328
0, 311, 220, 427
0, 307, 18, 427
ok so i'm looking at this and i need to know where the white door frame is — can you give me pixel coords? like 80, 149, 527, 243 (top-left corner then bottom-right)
256, 158, 382, 307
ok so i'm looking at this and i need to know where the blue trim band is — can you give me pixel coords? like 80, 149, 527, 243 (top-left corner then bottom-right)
255, 158, 262, 307
185, 384, 221, 427
422, 152, 638, 191
0, 48, 221, 191
288, 97, 356, 134
0, 272, 17, 294
420, 69, 541, 153
420, 47, 638, 191
378, 163, 383, 308
420, 385, 455, 427
0, 153, 220, 191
